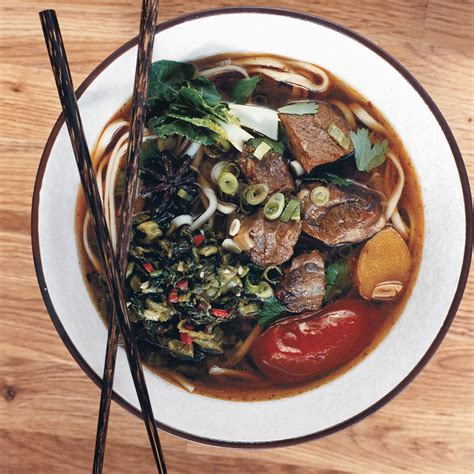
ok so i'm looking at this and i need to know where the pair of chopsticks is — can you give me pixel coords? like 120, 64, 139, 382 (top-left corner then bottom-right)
39, 2, 165, 473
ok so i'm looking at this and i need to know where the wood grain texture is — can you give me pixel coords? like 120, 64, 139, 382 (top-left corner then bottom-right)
0, 0, 473, 473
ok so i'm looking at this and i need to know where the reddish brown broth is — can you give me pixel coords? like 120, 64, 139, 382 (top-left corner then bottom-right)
76, 53, 424, 401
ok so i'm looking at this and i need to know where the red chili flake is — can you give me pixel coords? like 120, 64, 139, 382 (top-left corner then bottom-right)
168, 289, 179, 303
183, 324, 194, 331
177, 280, 189, 291
211, 308, 230, 318
193, 234, 205, 247
180, 333, 193, 345
143, 263, 154, 273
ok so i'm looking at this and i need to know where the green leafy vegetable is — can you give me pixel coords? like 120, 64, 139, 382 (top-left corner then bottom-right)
247, 137, 285, 154
324, 260, 352, 303
148, 118, 215, 145
278, 101, 319, 115
230, 76, 260, 104
147, 60, 196, 106
350, 128, 388, 172
147, 60, 238, 146
305, 172, 351, 187
257, 297, 286, 328
328, 123, 351, 150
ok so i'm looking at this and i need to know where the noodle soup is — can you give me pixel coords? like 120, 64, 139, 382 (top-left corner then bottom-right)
77, 53, 423, 401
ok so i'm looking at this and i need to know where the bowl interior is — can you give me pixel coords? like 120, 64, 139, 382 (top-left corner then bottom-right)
34, 10, 469, 445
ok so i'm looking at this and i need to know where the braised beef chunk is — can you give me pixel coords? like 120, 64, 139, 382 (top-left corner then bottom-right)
276, 250, 325, 313
235, 209, 301, 267
300, 181, 386, 246
279, 102, 354, 173
238, 144, 294, 194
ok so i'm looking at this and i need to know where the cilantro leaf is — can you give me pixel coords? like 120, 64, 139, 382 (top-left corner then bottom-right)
278, 101, 319, 115
247, 137, 285, 154
350, 128, 388, 172
324, 260, 352, 303
257, 297, 286, 328
230, 76, 260, 104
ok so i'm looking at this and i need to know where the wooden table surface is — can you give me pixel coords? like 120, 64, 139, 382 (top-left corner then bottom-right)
1, 1, 473, 472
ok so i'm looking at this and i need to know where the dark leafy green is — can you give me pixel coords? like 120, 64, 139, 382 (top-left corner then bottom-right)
146, 60, 234, 145
147, 60, 196, 106
230, 76, 260, 104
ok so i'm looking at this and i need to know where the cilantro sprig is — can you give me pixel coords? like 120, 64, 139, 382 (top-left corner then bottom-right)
350, 128, 388, 172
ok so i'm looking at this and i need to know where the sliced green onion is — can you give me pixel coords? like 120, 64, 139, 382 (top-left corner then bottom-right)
328, 123, 351, 150
218, 172, 239, 195
239, 303, 260, 316
229, 218, 241, 237
253, 141, 272, 160
211, 161, 229, 183
125, 262, 135, 279
263, 266, 283, 283
291, 201, 301, 221
264, 193, 285, 220
245, 278, 274, 299
137, 221, 162, 243
280, 199, 299, 223
245, 277, 260, 294
310, 186, 330, 206
245, 184, 269, 205
255, 281, 273, 299
177, 187, 193, 201
224, 162, 241, 178
221, 238, 242, 254
198, 245, 219, 257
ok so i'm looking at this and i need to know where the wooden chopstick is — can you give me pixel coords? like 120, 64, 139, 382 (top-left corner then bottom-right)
92, 0, 159, 472
39, 9, 166, 474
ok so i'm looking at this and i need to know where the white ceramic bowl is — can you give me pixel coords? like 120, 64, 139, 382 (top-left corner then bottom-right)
32, 8, 472, 446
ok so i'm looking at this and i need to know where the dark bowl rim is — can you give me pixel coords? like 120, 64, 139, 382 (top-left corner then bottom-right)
31, 6, 473, 449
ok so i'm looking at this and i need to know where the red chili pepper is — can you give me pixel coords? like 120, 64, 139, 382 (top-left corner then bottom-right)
193, 234, 205, 247
211, 308, 230, 318
168, 289, 179, 303
177, 280, 189, 291
183, 324, 194, 331
180, 333, 193, 345
143, 262, 154, 273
